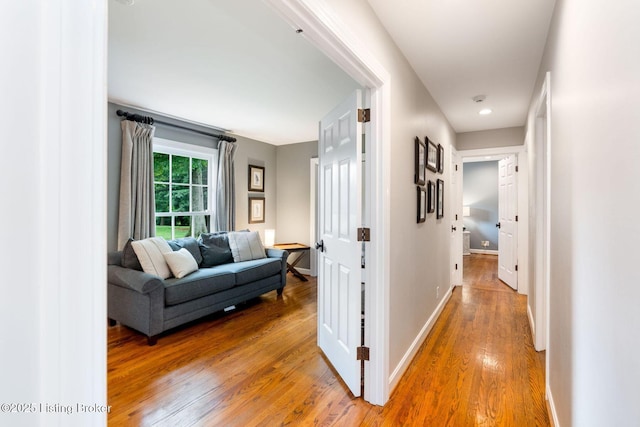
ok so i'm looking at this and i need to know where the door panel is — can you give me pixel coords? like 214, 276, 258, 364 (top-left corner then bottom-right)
317, 90, 362, 397
498, 155, 518, 289
450, 148, 462, 286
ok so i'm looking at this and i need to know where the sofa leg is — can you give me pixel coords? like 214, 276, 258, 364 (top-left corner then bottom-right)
277, 287, 284, 296
147, 335, 158, 346
108, 318, 117, 327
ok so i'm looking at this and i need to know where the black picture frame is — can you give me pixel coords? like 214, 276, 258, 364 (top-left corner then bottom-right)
414, 137, 426, 185
426, 138, 438, 172
248, 197, 265, 223
437, 144, 444, 174
436, 179, 444, 219
248, 165, 265, 192
417, 186, 426, 223
427, 180, 436, 213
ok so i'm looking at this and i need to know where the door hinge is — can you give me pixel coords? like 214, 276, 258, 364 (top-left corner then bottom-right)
515, 215, 518, 222
357, 227, 371, 242
357, 109, 371, 123
455, 214, 458, 220
516, 165, 519, 172
515, 265, 518, 272
455, 164, 458, 171
357, 346, 370, 361
455, 263, 458, 270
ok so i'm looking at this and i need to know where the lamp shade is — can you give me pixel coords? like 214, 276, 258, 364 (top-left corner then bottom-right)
264, 229, 275, 247
463, 206, 471, 217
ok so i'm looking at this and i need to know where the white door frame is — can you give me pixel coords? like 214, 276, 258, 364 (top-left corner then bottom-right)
457, 146, 529, 297
309, 157, 319, 277
533, 72, 551, 365
12, 1, 108, 425
266, 0, 391, 405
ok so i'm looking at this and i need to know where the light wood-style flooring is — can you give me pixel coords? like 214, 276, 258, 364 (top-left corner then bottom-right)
108, 254, 549, 426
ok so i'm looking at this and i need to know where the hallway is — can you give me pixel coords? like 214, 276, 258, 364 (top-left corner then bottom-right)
370, 254, 550, 425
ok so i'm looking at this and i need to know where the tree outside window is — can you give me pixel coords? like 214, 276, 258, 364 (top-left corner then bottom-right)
153, 139, 216, 240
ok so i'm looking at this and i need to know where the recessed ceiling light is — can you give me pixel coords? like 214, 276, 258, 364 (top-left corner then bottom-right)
479, 108, 492, 115
472, 95, 486, 103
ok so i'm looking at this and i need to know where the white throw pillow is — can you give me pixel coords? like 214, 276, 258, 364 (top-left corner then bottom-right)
131, 237, 173, 279
163, 248, 198, 279
227, 231, 266, 262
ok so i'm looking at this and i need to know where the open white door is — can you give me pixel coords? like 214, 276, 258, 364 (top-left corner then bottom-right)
317, 90, 363, 397
498, 155, 518, 289
450, 148, 463, 286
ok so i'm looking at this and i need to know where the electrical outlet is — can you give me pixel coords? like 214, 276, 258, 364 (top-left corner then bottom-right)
436, 286, 440, 298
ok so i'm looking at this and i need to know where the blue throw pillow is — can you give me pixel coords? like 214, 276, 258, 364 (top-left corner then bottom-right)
198, 232, 234, 267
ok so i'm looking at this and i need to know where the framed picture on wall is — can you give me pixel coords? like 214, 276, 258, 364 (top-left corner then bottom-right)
436, 179, 444, 219
427, 180, 436, 213
426, 138, 438, 172
417, 186, 426, 223
414, 137, 426, 185
437, 144, 444, 174
248, 197, 265, 223
248, 165, 265, 192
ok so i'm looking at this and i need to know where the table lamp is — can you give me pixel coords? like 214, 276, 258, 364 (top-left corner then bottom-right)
264, 229, 275, 247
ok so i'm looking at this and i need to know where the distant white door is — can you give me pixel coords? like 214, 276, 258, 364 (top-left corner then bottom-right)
498, 155, 518, 289
450, 148, 463, 286
317, 90, 363, 397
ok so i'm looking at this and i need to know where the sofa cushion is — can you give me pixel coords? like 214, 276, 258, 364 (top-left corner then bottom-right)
218, 257, 281, 285
228, 231, 266, 262
167, 237, 203, 266
131, 237, 173, 279
163, 268, 236, 306
122, 238, 143, 271
198, 232, 234, 267
164, 248, 198, 279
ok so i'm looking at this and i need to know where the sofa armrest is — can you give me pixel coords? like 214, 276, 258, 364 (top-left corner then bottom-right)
266, 248, 289, 289
108, 265, 164, 294
266, 248, 289, 261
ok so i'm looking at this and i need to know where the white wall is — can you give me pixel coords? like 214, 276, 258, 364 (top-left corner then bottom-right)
457, 126, 524, 150
526, 0, 640, 424
234, 136, 278, 238
322, 0, 456, 385
275, 141, 317, 269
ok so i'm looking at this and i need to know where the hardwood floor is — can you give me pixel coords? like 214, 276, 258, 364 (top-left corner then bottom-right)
108, 256, 549, 426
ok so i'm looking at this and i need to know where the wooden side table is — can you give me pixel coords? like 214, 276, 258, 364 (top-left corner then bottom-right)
272, 243, 310, 281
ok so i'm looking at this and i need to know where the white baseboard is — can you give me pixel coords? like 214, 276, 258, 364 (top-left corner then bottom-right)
469, 249, 498, 255
388, 286, 453, 393
547, 385, 560, 427
527, 303, 536, 339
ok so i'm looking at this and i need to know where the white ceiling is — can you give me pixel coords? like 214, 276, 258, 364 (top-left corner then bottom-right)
108, 0, 361, 145
367, 0, 556, 133
109, 0, 556, 144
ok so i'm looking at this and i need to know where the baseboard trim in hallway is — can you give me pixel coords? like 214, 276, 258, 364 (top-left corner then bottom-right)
388, 285, 453, 392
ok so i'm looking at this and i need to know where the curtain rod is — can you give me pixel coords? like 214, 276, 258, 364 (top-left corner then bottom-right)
116, 109, 237, 143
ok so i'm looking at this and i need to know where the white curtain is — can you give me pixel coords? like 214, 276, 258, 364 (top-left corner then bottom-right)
117, 120, 156, 249
215, 140, 238, 231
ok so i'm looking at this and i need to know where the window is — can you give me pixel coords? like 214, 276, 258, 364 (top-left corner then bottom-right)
153, 138, 217, 240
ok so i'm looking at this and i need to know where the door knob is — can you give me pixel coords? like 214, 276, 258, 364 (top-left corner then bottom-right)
451, 226, 457, 232
496, 222, 501, 229
315, 240, 325, 252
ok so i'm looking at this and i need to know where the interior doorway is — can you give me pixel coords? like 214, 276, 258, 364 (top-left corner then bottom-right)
456, 146, 529, 297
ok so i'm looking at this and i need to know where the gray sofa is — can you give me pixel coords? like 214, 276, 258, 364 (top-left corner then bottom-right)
107, 233, 288, 345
